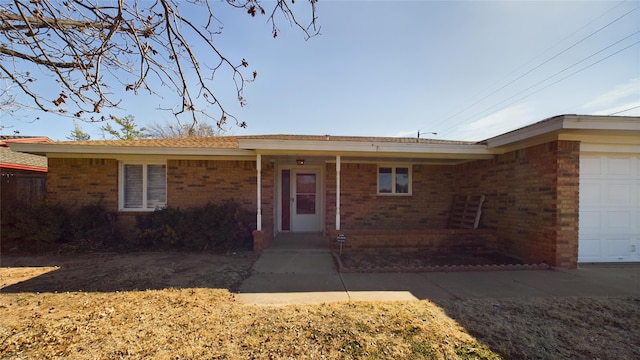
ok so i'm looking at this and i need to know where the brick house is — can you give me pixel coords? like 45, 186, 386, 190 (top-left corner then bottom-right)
11, 115, 640, 268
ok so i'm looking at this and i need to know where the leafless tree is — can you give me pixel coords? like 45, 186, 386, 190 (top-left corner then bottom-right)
0, 0, 319, 129
146, 120, 221, 138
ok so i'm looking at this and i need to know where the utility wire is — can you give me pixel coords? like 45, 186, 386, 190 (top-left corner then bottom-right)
609, 105, 640, 115
438, 31, 639, 136
430, 3, 638, 132
438, 40, 640, 138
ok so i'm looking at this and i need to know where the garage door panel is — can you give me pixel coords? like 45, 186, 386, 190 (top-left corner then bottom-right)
579, 154, 640, 263
580, 210, 601, 230
603, 237, 632, 260
606, 183, 632, 205
581, 182, 602, 204
578, 237, 600, 260
606, 211, 632, 230
581, 157, 603, 175
607, 157, 632, 175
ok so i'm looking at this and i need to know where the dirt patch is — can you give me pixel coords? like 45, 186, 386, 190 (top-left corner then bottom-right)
1, 251, 254, 293
437, 297, 640, 359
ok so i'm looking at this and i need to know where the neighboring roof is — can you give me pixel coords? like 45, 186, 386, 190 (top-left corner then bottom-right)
0, 136, 52, 145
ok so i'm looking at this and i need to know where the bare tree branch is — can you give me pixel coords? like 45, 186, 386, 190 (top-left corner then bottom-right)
0, 0, 319, 128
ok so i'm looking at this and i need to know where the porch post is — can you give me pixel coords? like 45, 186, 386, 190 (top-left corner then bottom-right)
336, 155, 341, 231
256, 154, 262, 231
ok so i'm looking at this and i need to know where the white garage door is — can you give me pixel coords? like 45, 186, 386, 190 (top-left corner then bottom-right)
579, 155, 640, 262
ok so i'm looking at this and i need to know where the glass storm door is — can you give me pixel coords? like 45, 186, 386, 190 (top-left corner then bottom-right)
289, 170, 321, 232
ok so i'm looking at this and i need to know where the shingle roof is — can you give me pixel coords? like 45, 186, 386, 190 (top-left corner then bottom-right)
0, 147, 47, 169
52, 135, 474, 148
54, 136, 241, 148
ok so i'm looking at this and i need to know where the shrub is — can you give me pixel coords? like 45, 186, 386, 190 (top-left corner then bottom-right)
1, 202, 121, 253
1, 202, 69, 252
135, 200, 254, 252
66, 204, 121, 250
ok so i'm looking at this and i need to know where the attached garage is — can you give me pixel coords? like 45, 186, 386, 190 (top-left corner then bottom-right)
579, 153, 640, 263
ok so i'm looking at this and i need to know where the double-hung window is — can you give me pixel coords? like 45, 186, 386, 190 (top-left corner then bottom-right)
119, 162, 166, 210
377, 165, 411, 195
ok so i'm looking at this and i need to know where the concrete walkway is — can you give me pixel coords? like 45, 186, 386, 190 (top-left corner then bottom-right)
237, 235, 640, 305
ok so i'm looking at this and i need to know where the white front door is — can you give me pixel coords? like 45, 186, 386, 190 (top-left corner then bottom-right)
290, 169, 321, 232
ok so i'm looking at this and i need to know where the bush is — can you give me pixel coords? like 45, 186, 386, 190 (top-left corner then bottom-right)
1, 202, 69, 252
135, 200, 254, 252
66, 204, 121, 250
1, 202, 121, 253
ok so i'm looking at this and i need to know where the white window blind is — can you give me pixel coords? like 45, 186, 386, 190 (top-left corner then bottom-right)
120, 162, 166, 210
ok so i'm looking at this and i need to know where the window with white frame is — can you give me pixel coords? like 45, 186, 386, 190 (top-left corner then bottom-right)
120, 162, 167, 210
377, 165, 411, 195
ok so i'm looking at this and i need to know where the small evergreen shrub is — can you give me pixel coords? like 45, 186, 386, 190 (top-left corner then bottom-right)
135, 200, 254, 252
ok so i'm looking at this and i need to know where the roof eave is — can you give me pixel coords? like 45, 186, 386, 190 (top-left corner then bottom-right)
240, 139, 496, 157
484, 114, 640, 148
8, 143, 254, 157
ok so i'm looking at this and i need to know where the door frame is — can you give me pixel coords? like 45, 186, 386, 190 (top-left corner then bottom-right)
276, 163, 325, 232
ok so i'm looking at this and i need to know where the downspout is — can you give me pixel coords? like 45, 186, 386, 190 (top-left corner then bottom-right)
336, 155, 341, 231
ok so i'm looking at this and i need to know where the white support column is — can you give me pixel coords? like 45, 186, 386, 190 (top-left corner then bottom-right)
256, 154, 262, 231
336, 155, 341, 231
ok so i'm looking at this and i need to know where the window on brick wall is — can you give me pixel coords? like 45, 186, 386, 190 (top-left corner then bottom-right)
377, 165, 411, 195
119, 162, 167, 210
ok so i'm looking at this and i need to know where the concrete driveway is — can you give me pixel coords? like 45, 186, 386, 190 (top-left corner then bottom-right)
237, 248, 640, 305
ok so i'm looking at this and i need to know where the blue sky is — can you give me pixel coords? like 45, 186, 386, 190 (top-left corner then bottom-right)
2, 0, 639, 141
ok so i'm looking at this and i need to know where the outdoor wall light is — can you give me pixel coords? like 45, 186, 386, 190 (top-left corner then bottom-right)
296, 159, 305, 166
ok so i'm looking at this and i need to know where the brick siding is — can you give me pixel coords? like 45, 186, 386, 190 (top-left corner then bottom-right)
324, 163, 456, 231
45, 158, 272, 242
46, 158, 118, 211
454, 140, 580, 268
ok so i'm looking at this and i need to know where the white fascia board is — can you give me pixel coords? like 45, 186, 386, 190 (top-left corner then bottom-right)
562, 115, 640, 131
486, 115, 640, 148
485, 117, 565, 148
8, 142, 255, 157
239, 139, 495, 157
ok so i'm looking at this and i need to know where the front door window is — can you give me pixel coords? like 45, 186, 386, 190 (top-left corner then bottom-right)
296, 173, 316, 215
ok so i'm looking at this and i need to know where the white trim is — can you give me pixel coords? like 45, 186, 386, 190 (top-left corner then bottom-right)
256, 154, 262, 231
485, 115, 640, 148
336, 155, 341, 231
118, 161, 167, 212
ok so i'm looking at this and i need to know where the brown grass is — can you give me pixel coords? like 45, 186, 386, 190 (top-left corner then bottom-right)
1, 290, 497, 359
1, 253, 638, 359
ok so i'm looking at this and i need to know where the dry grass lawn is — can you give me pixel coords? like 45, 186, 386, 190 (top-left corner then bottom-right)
1, 252, 638, 359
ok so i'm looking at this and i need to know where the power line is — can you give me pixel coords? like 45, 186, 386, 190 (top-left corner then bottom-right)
431, 3, 638, 133
609, 105, 640, 115
438, 40, 640, 138
438, 31, 639, 136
